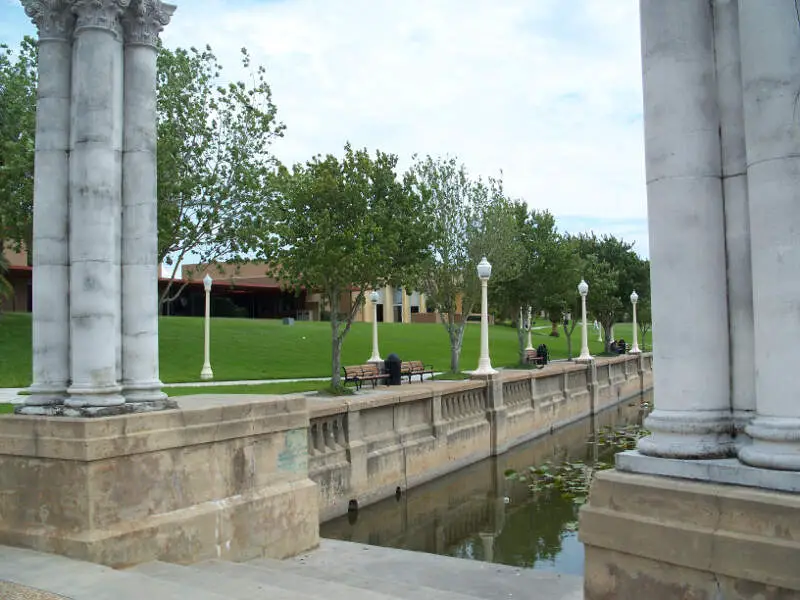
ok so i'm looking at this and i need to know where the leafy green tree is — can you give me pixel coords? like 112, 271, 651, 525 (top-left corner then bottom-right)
0, 250, 12, 308
0, 37, 36, 253
412, 156, 514, 373
245, 144, 433, 388
636, 297, 652, 351
157, 45, 284, 305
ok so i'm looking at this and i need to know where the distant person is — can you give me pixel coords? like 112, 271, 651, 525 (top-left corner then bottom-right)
617, 339, 627, 354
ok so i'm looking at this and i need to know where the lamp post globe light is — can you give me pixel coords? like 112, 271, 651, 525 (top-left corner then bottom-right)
367, 290, 382, 363
629, 290, 641, 354
200, 274, 214, 380
474, 257, 497, 376
525, 305, 534, 351
577, 279, 593, 362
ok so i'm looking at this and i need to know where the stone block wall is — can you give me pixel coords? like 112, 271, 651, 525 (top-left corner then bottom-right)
0, 395, 319, 567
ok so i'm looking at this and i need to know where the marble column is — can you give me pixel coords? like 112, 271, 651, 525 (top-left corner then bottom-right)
64, 0, 128, 414
738, 0, 800, 471
714, 0, 755, 442
19, 0, 74, 412
636, 0, 733, 459
120, 0, 173, 408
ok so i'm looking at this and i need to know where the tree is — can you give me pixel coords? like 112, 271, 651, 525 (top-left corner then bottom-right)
411, 156, 513, 373
526, 214, 581, 345
0, 37, 36, 253
245, 144, 433, 389
157, 45, 284, 305
0, 250, 12, 309
637, 298, 652, 351
0, 38, 284, 300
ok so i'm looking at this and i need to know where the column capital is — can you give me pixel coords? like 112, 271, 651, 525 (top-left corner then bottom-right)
122, 0, 175, 47
72, 0, 132, 40
21, 0, 75, 41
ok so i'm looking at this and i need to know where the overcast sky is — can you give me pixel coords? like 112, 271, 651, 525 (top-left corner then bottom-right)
2, 0, 649, 256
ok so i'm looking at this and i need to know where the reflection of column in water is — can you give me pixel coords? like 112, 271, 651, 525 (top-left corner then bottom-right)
479, 532, 495, 563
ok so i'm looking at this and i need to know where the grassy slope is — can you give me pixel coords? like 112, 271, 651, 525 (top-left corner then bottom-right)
0, 313, 651, 387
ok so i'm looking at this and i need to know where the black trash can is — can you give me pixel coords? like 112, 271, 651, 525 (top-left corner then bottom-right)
384, 353, 402, 386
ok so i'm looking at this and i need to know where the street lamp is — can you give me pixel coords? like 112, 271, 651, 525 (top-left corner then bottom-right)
474, 257, 497, 375
525, 305, 534, 351
577, 279, 593, 362
367, 290, 382, 363
629, 290, 641, 354
200, 274, 214, 380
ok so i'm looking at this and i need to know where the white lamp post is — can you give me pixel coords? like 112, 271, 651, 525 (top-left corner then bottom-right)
474, 257, 497, 375
577, 279, 593, 362
367, 290, 382, 363
200, 274, 214, 380
629, 290, 641, 354
525, 305, 534, 351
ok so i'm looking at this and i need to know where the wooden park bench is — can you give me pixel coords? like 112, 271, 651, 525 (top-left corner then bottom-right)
342, 363, 390, 390
400, 360, 435, 383
524, 348, 546, 368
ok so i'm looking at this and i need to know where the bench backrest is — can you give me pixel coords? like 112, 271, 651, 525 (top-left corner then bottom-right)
361, 363, 381, 377
344, 365, 364, 379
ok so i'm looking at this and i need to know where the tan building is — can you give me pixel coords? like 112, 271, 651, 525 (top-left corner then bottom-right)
0, 246, 31, 313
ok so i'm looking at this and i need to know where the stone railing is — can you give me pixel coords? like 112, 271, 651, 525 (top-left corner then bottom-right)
309, 353, 653, 522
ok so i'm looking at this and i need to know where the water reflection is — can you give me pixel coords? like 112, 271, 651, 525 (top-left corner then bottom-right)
320, 391, 651, 575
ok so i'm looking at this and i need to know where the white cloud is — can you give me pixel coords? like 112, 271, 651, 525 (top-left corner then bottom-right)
161, 0, 647, 224
3, 0, 649, 254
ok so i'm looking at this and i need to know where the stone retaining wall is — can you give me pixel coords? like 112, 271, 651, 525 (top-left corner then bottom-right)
309, 353, 653, 522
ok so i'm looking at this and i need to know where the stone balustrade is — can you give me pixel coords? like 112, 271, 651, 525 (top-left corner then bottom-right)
309, 353, 652, 522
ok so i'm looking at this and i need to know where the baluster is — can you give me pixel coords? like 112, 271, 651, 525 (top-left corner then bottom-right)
332, 417, 342, 448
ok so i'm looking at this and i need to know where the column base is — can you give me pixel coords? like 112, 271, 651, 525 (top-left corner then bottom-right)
580, 470, 800, 599
739, 416, 800, 471
24, 384, 67, 407
732, 408, 754, 449
65, 385, 125, 411
123, 381, 169, 404
637, 408, 735, 459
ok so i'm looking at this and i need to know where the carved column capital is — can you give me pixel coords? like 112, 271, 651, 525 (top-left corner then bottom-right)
122, 0, 175, 47
21, 0, 75, 41
72, 0, 132, 40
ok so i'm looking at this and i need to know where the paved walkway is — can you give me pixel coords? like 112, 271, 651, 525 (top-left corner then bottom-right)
0, 540, 583, 600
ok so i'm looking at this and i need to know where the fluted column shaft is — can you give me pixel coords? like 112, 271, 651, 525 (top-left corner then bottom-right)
738, 0, 800, 471
637, 0, 733, 459
21, 1, 73, 411
120, 0, 173, 406
64, 0, 128, 411
714, 0, 755, 442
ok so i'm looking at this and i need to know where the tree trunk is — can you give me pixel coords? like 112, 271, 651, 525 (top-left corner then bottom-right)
517, 306, 527, 364
330, 293, 342, 388
550, 320, 560, 337
563, 323, 573, 361
603, 323, 613, 353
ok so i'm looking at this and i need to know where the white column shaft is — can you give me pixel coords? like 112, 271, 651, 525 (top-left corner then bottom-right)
66, 21, 125, 408
578, 296, 591, 361
525, 306, 533, 351
121, 39, 165, 403
714, 0, 755, 438
200, 290, 213, 379
738, 0, 800, 470
25, 8, 73, 407
368, 300, 381, 363
630, 303, 640, 354
475, 279, 495, 374
637, 0, 733, 458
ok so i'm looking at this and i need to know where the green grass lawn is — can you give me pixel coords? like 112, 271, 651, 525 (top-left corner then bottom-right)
166, 381, 331, 397
0, 313, 652, 387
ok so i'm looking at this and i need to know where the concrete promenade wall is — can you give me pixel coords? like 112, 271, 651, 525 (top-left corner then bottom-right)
309, 353, 653, 522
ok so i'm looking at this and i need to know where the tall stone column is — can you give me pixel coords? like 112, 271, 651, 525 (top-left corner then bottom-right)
636, 0, 733, 459
19, 0, 74, 413
738, 0, 800, 471
714, 0, 755, 441
120, 0, 174, 408
64, 0, 129, 415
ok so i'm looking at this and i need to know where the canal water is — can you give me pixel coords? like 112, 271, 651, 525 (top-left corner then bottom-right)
320, 392, 651, 575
